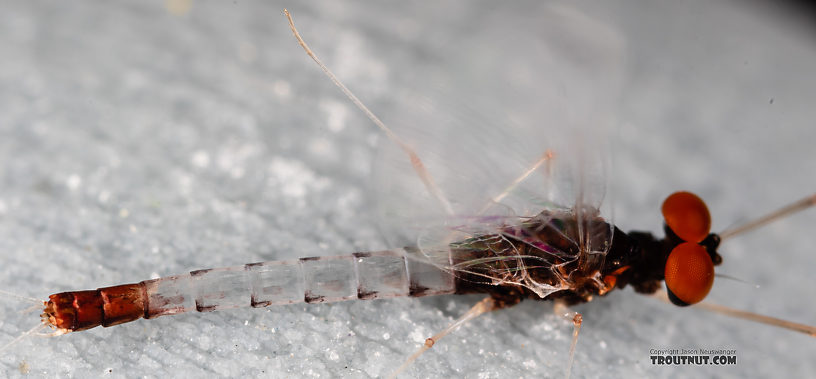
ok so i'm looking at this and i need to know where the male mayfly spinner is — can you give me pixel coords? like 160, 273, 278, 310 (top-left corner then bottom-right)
6, 9, 815, 378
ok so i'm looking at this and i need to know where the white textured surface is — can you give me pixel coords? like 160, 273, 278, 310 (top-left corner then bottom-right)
1, 1, 815, 378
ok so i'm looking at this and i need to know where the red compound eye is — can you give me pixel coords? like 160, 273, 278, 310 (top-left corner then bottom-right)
662, 191, 711, 243
664, 242, 714, 305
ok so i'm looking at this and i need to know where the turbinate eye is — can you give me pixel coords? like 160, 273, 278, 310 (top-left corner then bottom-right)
664, 242, 714, 306
662, 191, 711, 243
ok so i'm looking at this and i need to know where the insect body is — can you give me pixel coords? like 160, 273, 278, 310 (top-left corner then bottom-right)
32, 190, 718, 329
36, 184, 814, 379
27, 8, 816, 371
4, 4, 816, 378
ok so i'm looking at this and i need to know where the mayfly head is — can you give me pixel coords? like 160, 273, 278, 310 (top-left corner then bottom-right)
661, 191, 722, 306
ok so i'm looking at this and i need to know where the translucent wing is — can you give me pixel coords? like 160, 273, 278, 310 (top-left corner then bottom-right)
370, 5, 626, 298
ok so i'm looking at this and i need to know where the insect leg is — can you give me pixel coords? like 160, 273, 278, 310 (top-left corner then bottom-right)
388, 296, 498, 379
652, 289, 816, 337
477, 149, 557, 215
283, 9, 454, 215
719, 193, 816, 240
554, 300, 583, 379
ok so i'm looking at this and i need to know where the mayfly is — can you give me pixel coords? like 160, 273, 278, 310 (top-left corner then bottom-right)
5, 7, 816, 377
2, 4, 815, 378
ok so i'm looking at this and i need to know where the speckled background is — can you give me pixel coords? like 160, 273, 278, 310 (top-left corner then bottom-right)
1, 1, 814, 378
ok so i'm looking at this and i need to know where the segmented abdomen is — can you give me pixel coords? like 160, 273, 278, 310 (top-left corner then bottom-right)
44, 248, 454, 332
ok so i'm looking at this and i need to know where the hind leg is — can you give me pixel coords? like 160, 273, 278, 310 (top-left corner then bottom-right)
554, 300, 583, 379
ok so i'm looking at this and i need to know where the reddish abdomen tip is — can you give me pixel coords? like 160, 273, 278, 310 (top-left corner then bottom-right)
43, 283, 147, 332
